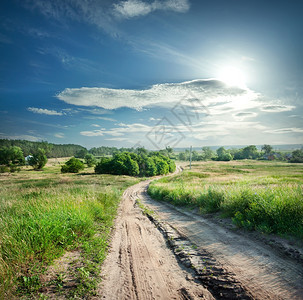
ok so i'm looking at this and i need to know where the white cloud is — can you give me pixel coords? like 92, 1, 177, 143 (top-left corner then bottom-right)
28, 107, 63, 116
113, 0, 190, 19
149, 117, 161, 121
57, 79, 259, 110
113, 0, 152, 18
95, 116, 117, 122
265, 127, 303, 134
105, 137, 129, 141
260, 104, 295, 112
91, 124, 101, 127
0, 134, 40, 142
233, 112, 257, 121
54, 133, 64, 138
80, 129, 104, 137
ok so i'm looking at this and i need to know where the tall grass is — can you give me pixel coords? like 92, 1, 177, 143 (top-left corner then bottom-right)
148, 161, 303, 239
0, 168, 139, 298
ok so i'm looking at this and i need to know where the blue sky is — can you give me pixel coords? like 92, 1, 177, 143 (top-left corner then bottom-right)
1, 0, 303, 149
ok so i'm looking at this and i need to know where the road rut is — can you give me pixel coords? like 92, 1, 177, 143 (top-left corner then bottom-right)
97, 179, 303, 299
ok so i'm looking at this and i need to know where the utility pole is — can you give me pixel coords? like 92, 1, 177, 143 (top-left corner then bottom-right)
189, 145, 192, 170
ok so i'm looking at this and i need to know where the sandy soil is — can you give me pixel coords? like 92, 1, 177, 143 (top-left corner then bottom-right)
97, 180, 213, 299
98, 175, 303, 300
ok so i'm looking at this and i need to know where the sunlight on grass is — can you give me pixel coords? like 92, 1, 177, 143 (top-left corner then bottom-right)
148, 160, 303, 239
0, 166, 139, 298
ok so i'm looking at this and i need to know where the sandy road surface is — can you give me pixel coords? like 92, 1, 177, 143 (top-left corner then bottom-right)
97, 180, 213, 299
98, 177, 303, 299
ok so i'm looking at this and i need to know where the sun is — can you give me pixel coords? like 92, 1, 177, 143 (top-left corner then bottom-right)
218, 67, 246, 88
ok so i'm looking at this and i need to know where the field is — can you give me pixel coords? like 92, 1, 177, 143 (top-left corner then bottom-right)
0, 159, 140, 299
148, 160, 303, 239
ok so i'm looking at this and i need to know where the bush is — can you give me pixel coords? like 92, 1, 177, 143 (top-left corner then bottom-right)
290, 149, 303, 163
28, 148, 47, 170
95, 151, 175, 177
61, 157, 85, 173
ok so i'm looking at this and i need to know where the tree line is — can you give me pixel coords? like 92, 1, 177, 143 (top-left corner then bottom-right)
177, 145, 303, 163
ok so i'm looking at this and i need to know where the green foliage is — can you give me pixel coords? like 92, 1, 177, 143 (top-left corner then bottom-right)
216, 147, 233, 161
84, 154, 96, 167
75, 149, 88, 159
148, 161, 303, 239
0, 139, 87, 158
61, 157, 85, 173
95, 151, 175, 177
201, 147, 214, 160
0, 165, 140, 299
28, 148, 48, 170
262, 144, 273, 155
0, 146, 25, 166
290, 149, 303, 163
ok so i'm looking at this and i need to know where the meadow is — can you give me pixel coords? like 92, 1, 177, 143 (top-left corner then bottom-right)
0, 159, 140, 299
148, 160, 303, 239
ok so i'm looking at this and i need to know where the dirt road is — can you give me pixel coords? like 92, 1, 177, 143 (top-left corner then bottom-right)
98, 178, 303, 299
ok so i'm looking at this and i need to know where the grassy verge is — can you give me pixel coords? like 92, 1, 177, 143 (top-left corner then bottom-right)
0, 164, 139, 299
148, 160, 303, 239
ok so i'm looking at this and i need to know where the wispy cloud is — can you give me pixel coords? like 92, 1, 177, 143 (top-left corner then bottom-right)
113, 0, 190, 19
233, 112, 257, 121
54, 132, 65, 138
80, 129, 104, 137
260, 104, 295, 112
27, 107, 63, 116
0, 133, 40, 142
57, 79, 259, 110
265, 127, 303, 134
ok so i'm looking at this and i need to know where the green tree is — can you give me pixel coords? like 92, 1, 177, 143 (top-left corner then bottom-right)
178, 152, 187, 161
84, 153, 96, 167
290, 149, 303, 163
75, 148, 88, 159
216, 147, 233, 161
61, 157, 85, 173
201, 147, 214, 160
28, 148, 48, 170
145, 157, 157, 176
242, 145, 259, 159
262, 144, 273, 155
0, 146, 25, 167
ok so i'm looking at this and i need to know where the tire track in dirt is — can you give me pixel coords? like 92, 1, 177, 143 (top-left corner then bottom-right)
141, 184, 303, 300
97, 180, 213, 299
97, 172, 303, 299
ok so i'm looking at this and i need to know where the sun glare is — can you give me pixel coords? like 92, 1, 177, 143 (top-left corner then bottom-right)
219, 67, 246, 88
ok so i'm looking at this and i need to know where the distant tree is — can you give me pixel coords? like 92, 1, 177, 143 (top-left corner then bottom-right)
262, 144, 273, 155
201, 147, 214, 160
61, 157, 85, 173
95, 151, 175, 177
28, 148, 48, 170
216, 147, 233, 161
178, 152, 187, 161
242, 145, 259, 159
135, 147, 148, 156
75, 148, 88, 159
84, 153, 96, 167
290, 149, 303, 163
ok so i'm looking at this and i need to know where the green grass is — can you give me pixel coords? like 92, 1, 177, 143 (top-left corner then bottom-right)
148, 160, 303, 239
0, 164, 139, 299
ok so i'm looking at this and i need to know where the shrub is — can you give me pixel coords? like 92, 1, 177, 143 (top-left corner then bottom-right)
28, 148, 47, 170
61, 157, 85, 173
290, 149, 303, 163
95, 151, 175, 177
